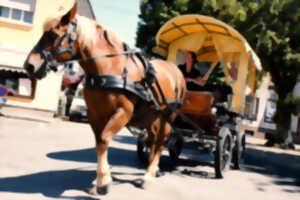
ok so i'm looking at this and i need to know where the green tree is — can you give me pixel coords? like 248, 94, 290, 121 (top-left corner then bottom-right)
136, 0, 300, 147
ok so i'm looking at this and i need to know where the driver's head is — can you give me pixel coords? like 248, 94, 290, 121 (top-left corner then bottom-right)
185, 51, 197, 67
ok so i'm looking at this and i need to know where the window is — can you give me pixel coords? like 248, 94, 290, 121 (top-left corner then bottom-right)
244, 96, 259, 120
24, 11, 33, 23
5, 77, 19, 95
0, 0, 35, 24
0, 70, 36, 99
264, 99, 277, 123
12, 8, 22, 20
0, 6, 9, 18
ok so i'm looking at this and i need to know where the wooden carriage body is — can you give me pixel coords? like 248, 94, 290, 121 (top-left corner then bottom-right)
154, 14, 262, 115
146, 15, 263, 177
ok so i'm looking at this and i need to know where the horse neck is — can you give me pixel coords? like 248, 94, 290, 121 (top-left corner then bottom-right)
75, 18, 125, 75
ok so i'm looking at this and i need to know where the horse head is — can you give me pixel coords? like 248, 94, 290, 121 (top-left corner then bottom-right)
24, 3, 78, 79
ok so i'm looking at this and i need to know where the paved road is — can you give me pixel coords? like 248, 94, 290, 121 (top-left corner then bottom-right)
0, 116, 299, 200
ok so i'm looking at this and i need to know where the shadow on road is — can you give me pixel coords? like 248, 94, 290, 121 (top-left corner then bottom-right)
46, 145, 217, 181
1, 137, 300, 199
47, 147, 143, 169
243, 146, 300, 191
0, 169, 98, 200
113, 134, 137, 145
44, 143, 300, 194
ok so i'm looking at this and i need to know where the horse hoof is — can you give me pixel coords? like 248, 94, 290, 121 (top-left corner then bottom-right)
87, 186, 98, 196
135, 179, 145, 189
156, 170, 165, 177
97, 185, 109, 195
133, 178, 151, 190
87, 185, 109, 196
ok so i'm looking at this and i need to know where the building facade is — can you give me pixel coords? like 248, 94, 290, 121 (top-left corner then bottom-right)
241, 74, 300, 143
0, 0, 94, 115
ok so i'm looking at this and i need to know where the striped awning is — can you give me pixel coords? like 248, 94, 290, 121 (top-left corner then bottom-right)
0, 65, 27, 73
0, 42, 30, 74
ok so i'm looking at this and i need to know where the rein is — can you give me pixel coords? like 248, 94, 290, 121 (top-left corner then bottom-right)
54, 49, 138, 71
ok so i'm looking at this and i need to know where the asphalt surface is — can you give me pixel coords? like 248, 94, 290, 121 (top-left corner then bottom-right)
0, 115, 300, 200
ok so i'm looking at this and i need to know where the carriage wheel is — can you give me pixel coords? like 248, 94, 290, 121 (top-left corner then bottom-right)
232, 131, 246, 169
215, 127, 233, 179
137, 136, 150, 164
168, 134, 184, 163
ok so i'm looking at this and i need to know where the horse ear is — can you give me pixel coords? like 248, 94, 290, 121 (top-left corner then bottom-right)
60, 3, 78, 25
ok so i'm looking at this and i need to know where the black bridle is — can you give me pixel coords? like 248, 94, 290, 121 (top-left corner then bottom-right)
29, 19, 137, 81
33, 19, 78, 72
33, 19, 138, 73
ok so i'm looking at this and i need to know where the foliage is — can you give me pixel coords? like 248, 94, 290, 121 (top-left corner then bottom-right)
136, 0, 300, 142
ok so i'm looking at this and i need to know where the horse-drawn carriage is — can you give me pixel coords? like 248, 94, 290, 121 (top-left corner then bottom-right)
136, 15, 262, 178
24, 3, 262, 193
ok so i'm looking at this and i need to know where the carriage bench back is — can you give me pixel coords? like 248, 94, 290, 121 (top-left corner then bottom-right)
178, 91, 217, 134
180, 91, 213, 115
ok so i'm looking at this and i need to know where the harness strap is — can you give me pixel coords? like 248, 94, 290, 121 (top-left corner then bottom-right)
124, 43, 143, 77
55, 20, 77, 57
168, 62, 180, 104
120, 44, 160, 108
121, 43, 130, 83
83, 43, 182, 116
85, 75, 154, 103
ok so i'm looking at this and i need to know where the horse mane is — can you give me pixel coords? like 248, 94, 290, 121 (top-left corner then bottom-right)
43, 11, 124, 50
76, 15, 99, 48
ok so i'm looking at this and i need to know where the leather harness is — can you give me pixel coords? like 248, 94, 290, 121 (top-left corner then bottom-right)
84, 44, 182, 113
33, 19, 185, 122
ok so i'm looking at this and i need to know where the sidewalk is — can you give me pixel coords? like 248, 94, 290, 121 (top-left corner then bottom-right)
246, 135, 300, 155
0, 106, 55, 123
246, 135, 300, 172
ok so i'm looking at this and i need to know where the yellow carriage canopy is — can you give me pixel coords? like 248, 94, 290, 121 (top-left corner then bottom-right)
153, 14, 262, 114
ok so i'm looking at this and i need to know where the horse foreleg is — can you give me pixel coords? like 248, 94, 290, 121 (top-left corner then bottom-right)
90, 106, 133, 194
144, 119, 171, 185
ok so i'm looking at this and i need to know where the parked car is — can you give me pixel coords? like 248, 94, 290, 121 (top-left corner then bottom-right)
69, 86, 88, 122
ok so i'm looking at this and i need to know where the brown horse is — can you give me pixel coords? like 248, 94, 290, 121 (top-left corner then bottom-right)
24, 3, 186, 195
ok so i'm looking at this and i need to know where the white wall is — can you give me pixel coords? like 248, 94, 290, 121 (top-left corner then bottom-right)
1, 40, 63, 112
8, 71, 63, 111
242, 74, 277, 131
291, 79, 300, 133
0, 0, 35, 11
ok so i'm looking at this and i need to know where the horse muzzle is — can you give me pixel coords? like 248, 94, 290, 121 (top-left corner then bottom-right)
24, 61, 48, 80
